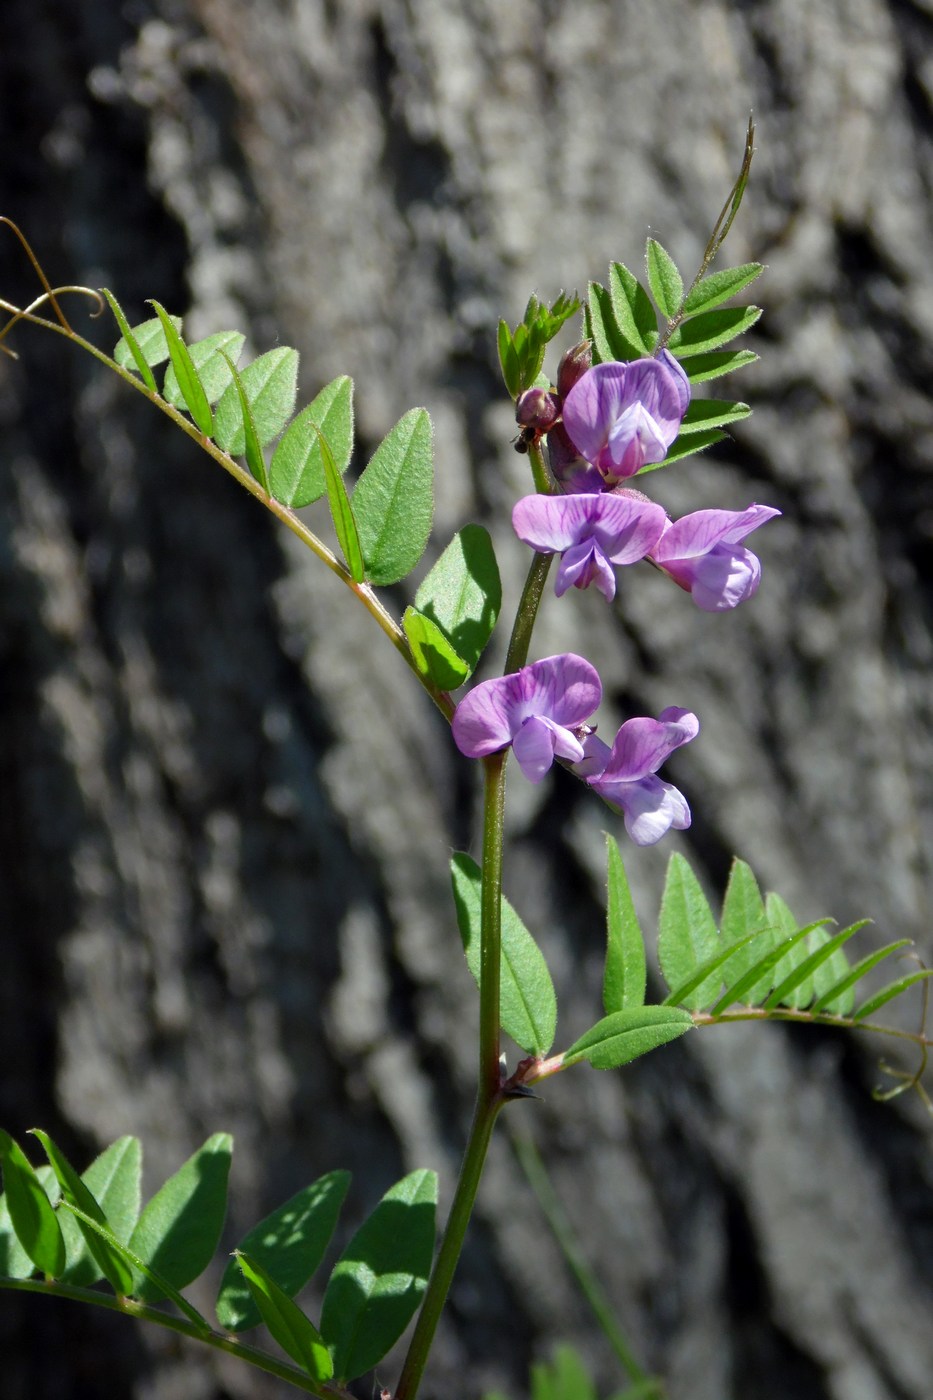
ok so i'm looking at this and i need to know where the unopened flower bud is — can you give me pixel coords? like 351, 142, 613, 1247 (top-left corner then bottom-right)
515, 387, 560, 433
556, 340, 593, 399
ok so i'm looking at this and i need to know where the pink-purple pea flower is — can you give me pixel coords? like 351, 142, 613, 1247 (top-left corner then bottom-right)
574, 707, 699, 846
650, 504, 781, 612
512, 491, 667, 602
562, 352, 690, 484
452, 653, 601, 783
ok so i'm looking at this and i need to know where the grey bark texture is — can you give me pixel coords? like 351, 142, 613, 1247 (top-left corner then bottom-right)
2, 2, 933, 1398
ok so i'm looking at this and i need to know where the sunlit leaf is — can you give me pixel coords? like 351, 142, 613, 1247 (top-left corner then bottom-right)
148, 301, 214, 436
413, 524, 501, 678
667, 305, 761, 357
657, 853, 721, 1010
128, 1133, 232, 1300
645, 239, 684, 320
353, 408, 434, 586
679, 349, 758, 384
30, 1130, 134, 1294
563, 1007, 693, 1070
112, 310, 180, 372
684, 263, 764, 316
603, 835, 646, 1014
269, 376, 354, 507
163, 330, 245, 407
213, 346, 299, 454
103, 289, 157, 391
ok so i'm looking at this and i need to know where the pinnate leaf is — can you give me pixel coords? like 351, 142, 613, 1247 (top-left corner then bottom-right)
217, 1170, 350, 1332
657, 853, 721, 1010
269, 376, 354, 507
128, 1132, 232, 1300
353, 408, 434, 586
234, 1251, 334, 1380
810, 940, 912, 1017
563, 1007, 693, 1070
667, 305, 761, 357
603, 835, 646, 1014
320, 1169, 437, 1382
451, 852, 558, 1056
213, 347, 299, 455
763, 924, 861, 1012
680, 349, 758, 384
855, 969, 933, 1022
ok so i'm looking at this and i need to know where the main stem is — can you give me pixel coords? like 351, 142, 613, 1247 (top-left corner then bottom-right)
395, 751, 508, 1400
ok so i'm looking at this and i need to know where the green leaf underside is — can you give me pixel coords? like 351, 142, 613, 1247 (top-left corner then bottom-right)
563, 1007, 693, 1070
667, 305, 762, 357
148, 301, 214, 436
413, 524, 502, 677
269, 376, 354, 507
451, 853, 558, 1056
128, 1133, 232, 1301
216, 1170, 350, 1333
103, 290, 157, 391
320, 1170, 437, 1382
657, 853, 721, 1010
678, 399, 751, 434
403, 608, 469, 690
0, 1131, 66, 1277
645, 239, 684, 320
163, 330, 246, 408
30, 1130, 134, 1294
603, 835, 647, 1014
235, 1252, 333, 1381
684, 263, 764, 316
112, 311, 181, 372
223, 353, 269, 490
213, 346, 299, 455
353, 408, 434, 586
855, 969, 933, 1022
681, 349, 759, 384
810, 940, 911, 1017
762, 925, 861, 1012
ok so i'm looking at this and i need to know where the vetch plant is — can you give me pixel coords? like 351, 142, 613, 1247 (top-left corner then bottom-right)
1, 120, 931, 1399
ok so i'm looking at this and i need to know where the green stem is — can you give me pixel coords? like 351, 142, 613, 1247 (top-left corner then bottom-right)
395, 750, 509, 1400
0, 1278, 352, 1398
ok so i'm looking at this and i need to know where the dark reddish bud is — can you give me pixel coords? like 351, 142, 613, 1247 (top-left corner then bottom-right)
556, 340, 593, 399
515, 387, 560, 433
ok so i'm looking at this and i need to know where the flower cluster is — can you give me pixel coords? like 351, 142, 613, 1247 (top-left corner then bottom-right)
452, 347, 781, 845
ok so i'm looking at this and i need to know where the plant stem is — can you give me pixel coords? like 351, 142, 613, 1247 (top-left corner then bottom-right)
395, 749, 509, 1400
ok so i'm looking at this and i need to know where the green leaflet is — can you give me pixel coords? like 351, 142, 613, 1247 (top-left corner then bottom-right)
657, 853, 721, 1010
0, 1131, 65, 1277
645, 239, 683, 320
451, 852, 558, 1056
112, 309, 181, 372
234, 1251, 334, 1381
222, 352, 269, 490
402, 607, 469, 690
531, 1345, 598, 1400
608, 262, 658, 354
320, 1169, 437, 1382
765, 893, 814, 1009
213, 346, 299, 455
717, 858, 772, 1000
128, 1132, 232, 1301
763, 924, 861, 1012
103, 290, 157, 391
148, 301, 214, 436
217, 1170, 350, 1332
810, 940, 911, 1017
353, 408, 434, 586
585, 282, 646, 365
667, 305, 762, 357
412, 524, 502, 679
855, 969, 933, 1022
163, 330, 246, 408
681, 349, 759, 384
663, 932, 762, 1010
563, 1007, 693, 1070
677, 398, 751, 436
602, 835, 647, 1014
31, 1130, 134, 1294
684, 262, 764, 316
709, 923, 818, 1016
269, 375, 354, 507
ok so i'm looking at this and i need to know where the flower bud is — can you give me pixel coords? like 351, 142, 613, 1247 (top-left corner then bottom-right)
556, 340, 593, 399
515, 387, 560, 433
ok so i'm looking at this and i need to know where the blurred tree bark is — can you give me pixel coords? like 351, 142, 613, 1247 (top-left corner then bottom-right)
2, 2, 932, 1398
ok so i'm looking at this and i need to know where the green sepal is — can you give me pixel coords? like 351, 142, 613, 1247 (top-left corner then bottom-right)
645, 239, 684, 319
680, 349, 759, 384
221, 352, 269, 490
147, 301, 214, 436
602, 835, 646, 1014
127, 1132, 232, 1301
217, 1169, 350, 1332
353, 408, 434, 586
112, 309, 180, 373
403, 607, 469, 690
213, 346, 299, 455
684, 262, 764, 316
269, 375, 354, 507
320, 1169, 437, 1383
0, 1131, 65, 1277
413, 524, 502, 679
233, 1251, 334, 1381
164, 330, 245, 407
30, 1129, 134, 1294
563, 1006, 693, 1070
103, 289, 157, 391
451, 852, 558, 1056
657, 853, 721, 1010
667, 305, 762, 357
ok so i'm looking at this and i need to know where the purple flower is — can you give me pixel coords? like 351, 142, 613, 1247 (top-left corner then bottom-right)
650, 504, 781, 611
561, 353, 690, 483
575, 707, 699, 846
452, 653, 601, 783
512, 491, 667, 602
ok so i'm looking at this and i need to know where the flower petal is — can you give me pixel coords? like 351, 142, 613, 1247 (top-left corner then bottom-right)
654, 505, 780, 563
598, 708, 699, 782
